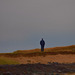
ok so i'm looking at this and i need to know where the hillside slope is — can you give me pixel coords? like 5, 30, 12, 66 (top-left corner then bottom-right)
0, 45, 75, 57
14, 45, 75, 54
0, 45, 75, 64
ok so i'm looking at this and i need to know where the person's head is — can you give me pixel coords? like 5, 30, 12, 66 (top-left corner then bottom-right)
42, 38, 43, 40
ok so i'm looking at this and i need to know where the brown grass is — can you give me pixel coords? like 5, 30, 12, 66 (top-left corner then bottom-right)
0, 45, 75, 57
0, 45, 75, 64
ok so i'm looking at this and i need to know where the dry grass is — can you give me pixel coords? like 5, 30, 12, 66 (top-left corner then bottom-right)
0, 45, 75, 64
14, 45, 75, 53
0, 45, 75, 57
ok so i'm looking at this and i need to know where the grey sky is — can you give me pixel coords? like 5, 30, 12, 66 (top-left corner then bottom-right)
0, 0, 75, 53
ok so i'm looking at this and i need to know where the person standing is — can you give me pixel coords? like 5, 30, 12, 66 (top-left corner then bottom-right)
40, 38, 45, 52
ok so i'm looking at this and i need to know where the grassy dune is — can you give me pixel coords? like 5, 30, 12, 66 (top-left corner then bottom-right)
12, 45, 75, 57
0, 45, 75, 57
14, 45, 75, 53
0, 45, 75, 64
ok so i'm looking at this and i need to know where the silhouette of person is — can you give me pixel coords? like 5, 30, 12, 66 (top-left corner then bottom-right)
40, 38, 45, 52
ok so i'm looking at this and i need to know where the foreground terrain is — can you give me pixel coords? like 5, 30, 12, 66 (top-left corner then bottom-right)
0, 63, 75, 75
0, 45, 75, 75
2, 54, 75, 64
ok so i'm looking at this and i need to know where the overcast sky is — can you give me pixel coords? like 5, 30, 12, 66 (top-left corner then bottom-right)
0, 0, 75, 53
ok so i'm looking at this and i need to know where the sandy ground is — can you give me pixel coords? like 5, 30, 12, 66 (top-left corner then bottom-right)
11, 54, 75, 64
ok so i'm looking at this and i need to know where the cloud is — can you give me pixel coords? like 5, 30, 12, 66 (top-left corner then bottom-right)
0, 0, 75, 52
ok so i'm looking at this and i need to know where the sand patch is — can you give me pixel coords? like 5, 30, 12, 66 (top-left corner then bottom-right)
10, 54, 75, 64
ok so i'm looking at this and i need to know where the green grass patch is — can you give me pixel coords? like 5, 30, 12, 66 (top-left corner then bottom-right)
0, 57, 19, 65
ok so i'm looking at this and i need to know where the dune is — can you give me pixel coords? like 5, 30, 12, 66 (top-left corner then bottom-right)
0, 45, 75, 64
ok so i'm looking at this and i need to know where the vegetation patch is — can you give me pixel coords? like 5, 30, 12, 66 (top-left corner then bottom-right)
0, 45, 75, 57
0, 57, 19, 65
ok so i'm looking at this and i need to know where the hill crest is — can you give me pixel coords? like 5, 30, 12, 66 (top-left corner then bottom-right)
13, 45, 75, 54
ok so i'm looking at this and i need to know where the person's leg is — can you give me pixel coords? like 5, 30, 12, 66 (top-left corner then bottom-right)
41, 46, 44, 52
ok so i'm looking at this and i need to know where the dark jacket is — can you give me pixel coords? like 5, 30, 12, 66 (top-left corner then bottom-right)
40, 39, 45, 47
